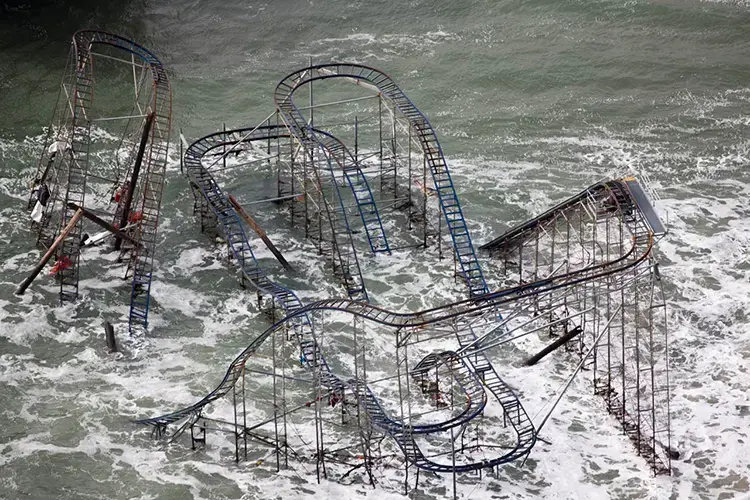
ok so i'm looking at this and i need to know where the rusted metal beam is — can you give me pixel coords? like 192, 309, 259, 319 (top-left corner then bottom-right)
228, 195, 294, 272
16, 208, 84, 295
67, 202, 141, 247
115, 111, 154, 250
525, 326, 583, 366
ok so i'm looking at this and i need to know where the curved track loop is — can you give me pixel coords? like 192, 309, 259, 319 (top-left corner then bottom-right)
184, 124, 384, 306
274, 72, 391, 257
43, 30, 172, 330
408, 351, 487, 434
272, 64, 541, 460
183, 124, 344, 395
138, 178, 655, 472
275, 64, 488, 297
189, 124, 376, 304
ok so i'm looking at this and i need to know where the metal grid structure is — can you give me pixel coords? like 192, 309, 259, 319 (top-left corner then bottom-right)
136, 174, 671, 491
187, 64, 491, 303
136, 64, 671, 496
26, 30, 172, 331
481, 178, 672, 475
272, 64, 489, 299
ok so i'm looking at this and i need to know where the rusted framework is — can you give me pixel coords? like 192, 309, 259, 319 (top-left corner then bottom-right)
481, 177, 671, 474
138, 170, 671, 497
149, 60, 672, 498
189, 64, 488, 305
27, 30, 172, 330
270, 64, 488, 300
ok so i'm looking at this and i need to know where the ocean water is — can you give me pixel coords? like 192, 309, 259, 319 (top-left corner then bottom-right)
0, 0, 749, 498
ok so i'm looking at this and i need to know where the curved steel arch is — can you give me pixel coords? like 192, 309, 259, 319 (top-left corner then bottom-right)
137, 178, 656, 472
274, 70, 391, 257
32, 30, 171, 330
184, 124, 377, 302
274, 63, 488, 297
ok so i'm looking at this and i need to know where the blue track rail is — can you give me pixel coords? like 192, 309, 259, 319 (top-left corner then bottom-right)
183, 125, 346, 393
274, 73, 391, 256
275, 64, 488, 298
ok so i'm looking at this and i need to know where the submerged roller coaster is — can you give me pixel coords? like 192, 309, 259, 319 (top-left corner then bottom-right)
136, 63, 672, 496
23, 30, 172, 331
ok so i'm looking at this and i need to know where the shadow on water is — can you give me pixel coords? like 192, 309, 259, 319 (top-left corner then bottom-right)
0, 0, 148, 136
0, 0, 145, 46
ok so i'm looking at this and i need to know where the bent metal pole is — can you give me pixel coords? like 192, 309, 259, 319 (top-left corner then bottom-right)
535, 304, 623, 436
16, 208, 84, 295
228, 194, 295, 272
67, 202, 141, 247
115, 111, 154, 251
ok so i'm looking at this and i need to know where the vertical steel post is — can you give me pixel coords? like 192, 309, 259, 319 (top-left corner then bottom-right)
450, 425, 457, 500
354, 116, 358, 164
114, 112, 154, 251
281, 324, 289, 468
308, 57, 314, 128
634, 252, 642, 454
396, 330, 408, 495
242, 365, 248, 459
392, 103, 398, 196
407, 125, 413, 230
272, 327, 280, 471
422, 154, 427, 248
378, 98, 383, 193
179, 127, 183, 176
232, 382, 239, 462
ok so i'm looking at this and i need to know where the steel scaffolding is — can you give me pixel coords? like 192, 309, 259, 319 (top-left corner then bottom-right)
25, 30, 172, 331
143, 171, 671, 495
481, 178, 672, 475
141, 63, 672, 497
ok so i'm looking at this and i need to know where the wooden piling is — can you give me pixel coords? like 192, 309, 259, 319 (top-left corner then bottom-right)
228, 195, 295, 272
104, 321, 118, 352
525, 326, 583, 366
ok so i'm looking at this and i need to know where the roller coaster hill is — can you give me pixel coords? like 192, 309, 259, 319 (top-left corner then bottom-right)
17, 30, 172, 333
135, 63, 673, 497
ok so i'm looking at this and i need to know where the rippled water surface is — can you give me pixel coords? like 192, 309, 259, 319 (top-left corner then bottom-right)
1, 0, 749, 498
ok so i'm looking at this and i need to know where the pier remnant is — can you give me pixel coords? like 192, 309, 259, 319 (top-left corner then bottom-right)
104, 321, 118, 352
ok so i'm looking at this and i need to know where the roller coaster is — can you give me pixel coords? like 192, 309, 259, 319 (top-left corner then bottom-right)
22, 30, 172, 331
135, 64, 672, 496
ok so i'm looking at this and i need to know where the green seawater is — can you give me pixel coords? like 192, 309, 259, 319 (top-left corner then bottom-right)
0, 1, 748, 498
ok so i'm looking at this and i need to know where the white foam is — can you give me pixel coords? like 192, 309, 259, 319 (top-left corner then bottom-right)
3, 80, 750, 499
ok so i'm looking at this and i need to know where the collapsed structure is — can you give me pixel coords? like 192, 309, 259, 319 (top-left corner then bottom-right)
135, 64, 672, 496
20, 30, 172, 331
9, 35, 673, 493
